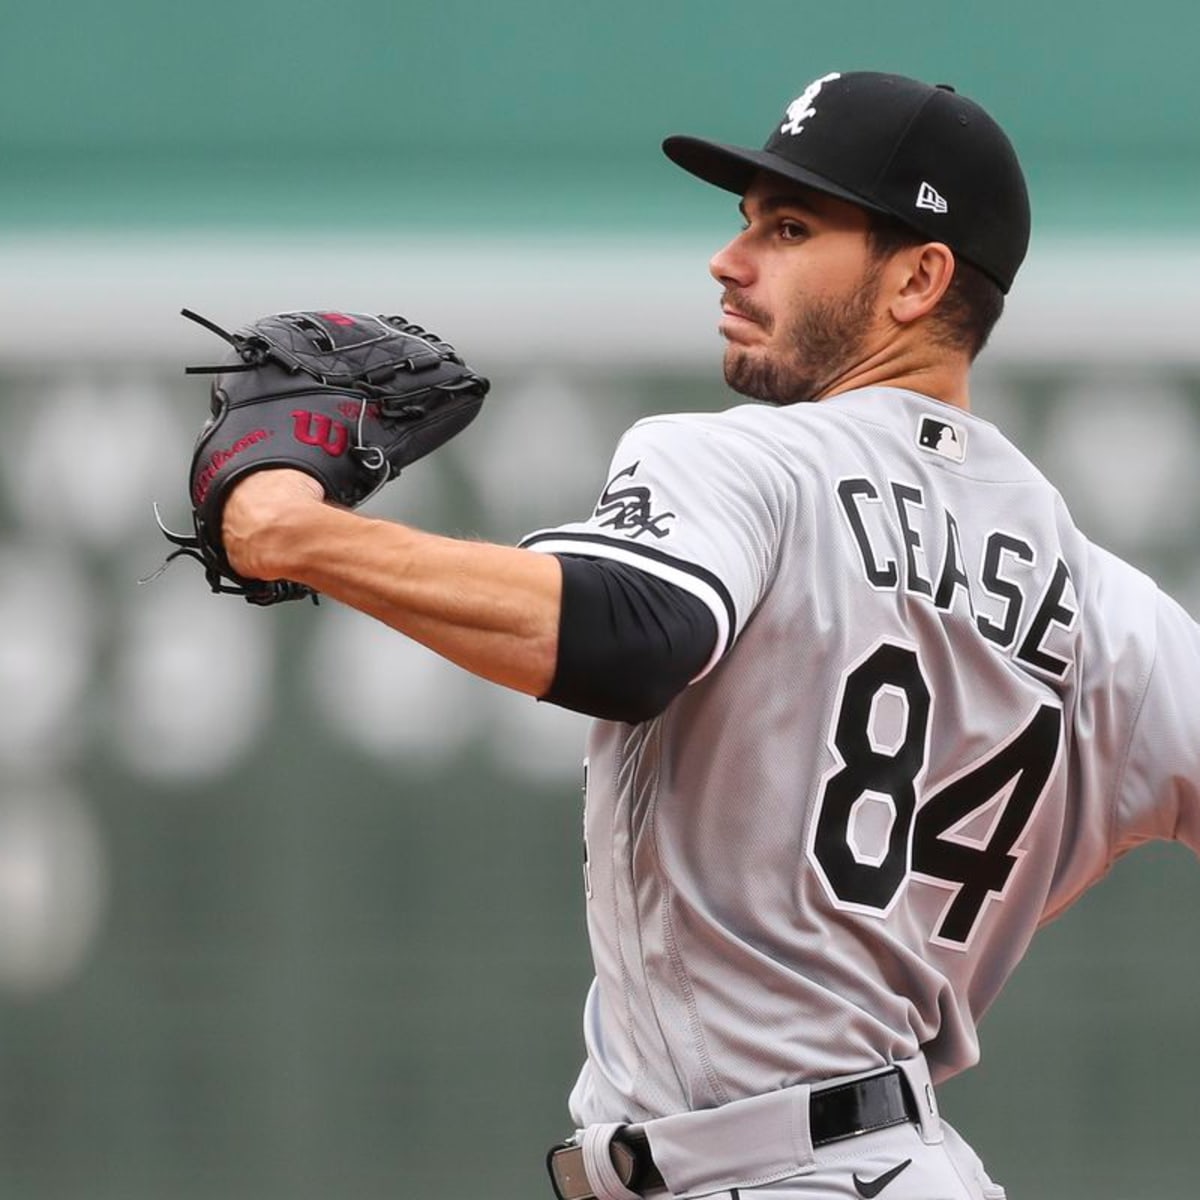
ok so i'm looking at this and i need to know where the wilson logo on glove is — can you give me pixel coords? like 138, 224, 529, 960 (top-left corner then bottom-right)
291, 411, 349, 457
192, 429, 274, 504
144, 307, 490, 605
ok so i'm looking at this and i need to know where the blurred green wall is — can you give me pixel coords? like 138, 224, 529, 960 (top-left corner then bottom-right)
1, 4, 1199, 1200
3, 0, 1199, 233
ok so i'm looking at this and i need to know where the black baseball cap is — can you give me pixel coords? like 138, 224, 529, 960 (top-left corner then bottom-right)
662, 71, 1030, 293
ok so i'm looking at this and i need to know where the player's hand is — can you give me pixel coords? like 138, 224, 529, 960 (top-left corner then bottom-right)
222, 469, 326, 581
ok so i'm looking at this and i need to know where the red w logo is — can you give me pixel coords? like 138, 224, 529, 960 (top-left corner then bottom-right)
291, 410, 349, 456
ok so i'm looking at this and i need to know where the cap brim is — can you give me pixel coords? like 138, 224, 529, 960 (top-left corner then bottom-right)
662, 134, 889, 216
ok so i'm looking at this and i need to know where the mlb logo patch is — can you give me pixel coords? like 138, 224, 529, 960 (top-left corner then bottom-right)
917, 415, 967, 463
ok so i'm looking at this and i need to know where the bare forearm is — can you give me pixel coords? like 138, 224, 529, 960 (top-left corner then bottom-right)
298, 509, 560, 694
224, 473, 561, 696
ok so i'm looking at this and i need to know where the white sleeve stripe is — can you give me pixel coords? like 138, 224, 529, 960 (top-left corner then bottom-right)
519, 531, 738, 629
520, 532, 735, 680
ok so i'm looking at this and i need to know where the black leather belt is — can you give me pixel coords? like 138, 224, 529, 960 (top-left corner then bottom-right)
546, 1068, 920, 1200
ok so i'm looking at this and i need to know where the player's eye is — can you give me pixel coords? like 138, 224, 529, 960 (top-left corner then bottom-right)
779, 219, 809, 241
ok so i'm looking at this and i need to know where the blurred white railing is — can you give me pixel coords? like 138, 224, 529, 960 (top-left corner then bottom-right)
1, 233, 1199, 367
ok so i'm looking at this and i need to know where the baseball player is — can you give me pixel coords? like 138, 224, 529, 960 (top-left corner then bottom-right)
219, 71, 1200, 1199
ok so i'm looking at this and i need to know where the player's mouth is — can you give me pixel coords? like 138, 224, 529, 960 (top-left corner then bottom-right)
719, 292, 770, 341
719, 308, 765, 343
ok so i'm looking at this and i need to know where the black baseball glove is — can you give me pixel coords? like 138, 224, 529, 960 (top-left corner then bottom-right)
151, 308, 489, 604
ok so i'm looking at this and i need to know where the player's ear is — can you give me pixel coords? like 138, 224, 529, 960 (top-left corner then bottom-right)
888, 242, 956, 326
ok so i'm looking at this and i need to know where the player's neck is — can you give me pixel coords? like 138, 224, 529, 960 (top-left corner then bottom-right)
817, 344, 972, 411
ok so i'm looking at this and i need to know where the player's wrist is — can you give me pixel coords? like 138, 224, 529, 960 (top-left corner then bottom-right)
222, 468, 327, 580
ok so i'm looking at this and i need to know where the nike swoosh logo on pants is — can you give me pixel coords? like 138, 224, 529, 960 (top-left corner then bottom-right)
852, 1157, 913, 1198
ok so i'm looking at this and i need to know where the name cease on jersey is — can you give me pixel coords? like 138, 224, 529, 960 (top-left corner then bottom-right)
836, 475, 1079, 679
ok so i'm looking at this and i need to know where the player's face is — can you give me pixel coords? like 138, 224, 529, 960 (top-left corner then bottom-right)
709, 176, 886, 404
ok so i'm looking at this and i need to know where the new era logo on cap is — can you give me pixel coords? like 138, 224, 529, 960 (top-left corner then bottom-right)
916, 181, 948, 214
918, 415, 967, 462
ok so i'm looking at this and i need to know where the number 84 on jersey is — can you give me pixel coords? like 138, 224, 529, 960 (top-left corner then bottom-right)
808, 639, 1062, 950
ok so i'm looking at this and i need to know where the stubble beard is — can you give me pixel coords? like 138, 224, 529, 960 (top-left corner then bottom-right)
723, 264, 883, 406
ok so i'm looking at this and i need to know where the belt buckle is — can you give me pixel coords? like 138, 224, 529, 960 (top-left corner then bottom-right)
547, 1139, 591, 1200
546, 1133, 641, 1200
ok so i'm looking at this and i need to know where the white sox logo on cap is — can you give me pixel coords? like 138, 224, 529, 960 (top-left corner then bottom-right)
779, 71, 842, 136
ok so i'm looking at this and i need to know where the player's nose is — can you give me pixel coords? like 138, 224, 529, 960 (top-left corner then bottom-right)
709, 233, 754, 289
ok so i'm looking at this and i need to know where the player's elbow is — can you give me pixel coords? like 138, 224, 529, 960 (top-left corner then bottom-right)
550, 663, 685, 725
539, 554, 717, 723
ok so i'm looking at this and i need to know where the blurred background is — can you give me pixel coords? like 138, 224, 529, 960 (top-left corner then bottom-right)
1, 3, 1198, 1198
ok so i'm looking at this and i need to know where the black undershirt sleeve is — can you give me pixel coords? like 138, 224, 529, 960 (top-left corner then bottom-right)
541, 553, 719, 724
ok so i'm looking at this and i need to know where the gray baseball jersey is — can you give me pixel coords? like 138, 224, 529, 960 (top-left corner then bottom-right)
521, 385, 1200, 1129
